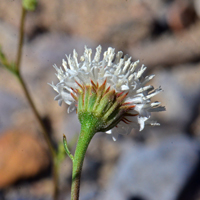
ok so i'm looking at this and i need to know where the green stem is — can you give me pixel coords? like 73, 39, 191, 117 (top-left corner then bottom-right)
16, 6, 26, 71
71, 126, 95, 200
14, 4, 59, 200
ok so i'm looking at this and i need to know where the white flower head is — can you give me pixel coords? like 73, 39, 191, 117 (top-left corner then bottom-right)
50, 45, 165, 141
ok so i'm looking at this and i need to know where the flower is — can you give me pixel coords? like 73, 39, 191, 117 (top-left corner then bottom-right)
50, 45, 165, 141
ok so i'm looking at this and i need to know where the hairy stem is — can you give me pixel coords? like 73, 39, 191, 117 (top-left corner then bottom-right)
71, 127, 95, 200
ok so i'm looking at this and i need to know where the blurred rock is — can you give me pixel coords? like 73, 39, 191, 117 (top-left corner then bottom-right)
0, 90, 24, 133
98, 134, 199, 200
166, 0, 196, 31
153, 62, 200, 131
22, 33, 95, 74
194, 0, 200, 18
0, 21, 18, 61
100, 17, 152, 50
191, 104, 200, 139
0, 0, 161, 43
2, 178, 54, 200
0, 130, 50, 188
129, 21, 200, 67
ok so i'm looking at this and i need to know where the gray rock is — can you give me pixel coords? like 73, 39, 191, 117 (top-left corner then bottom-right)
98, 134, 199, 200
153, 64, 200, 130
22, 33, 95, 76
0, 90, 24, 133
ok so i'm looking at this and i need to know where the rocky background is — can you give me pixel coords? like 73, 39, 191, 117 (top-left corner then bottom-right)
0, 0, 200, 200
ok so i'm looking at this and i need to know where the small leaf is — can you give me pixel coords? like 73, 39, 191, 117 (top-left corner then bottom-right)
63, 134, 74, 161
0, 47, 9, 68
0, 47, 18, 76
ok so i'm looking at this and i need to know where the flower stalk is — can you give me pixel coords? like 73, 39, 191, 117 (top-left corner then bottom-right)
69, 81, 136, 199
71, 112, 100, 200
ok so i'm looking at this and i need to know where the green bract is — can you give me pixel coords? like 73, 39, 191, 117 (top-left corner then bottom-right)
75, 80, 136, 134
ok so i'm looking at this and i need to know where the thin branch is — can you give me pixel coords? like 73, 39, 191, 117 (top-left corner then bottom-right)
15, 7, 26, 71
17, 73, 59, 199
14, 4, 59, 200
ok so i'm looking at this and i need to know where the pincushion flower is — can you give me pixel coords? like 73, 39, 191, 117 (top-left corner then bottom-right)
50, 45, 165, 200
50, 45, 165, 140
